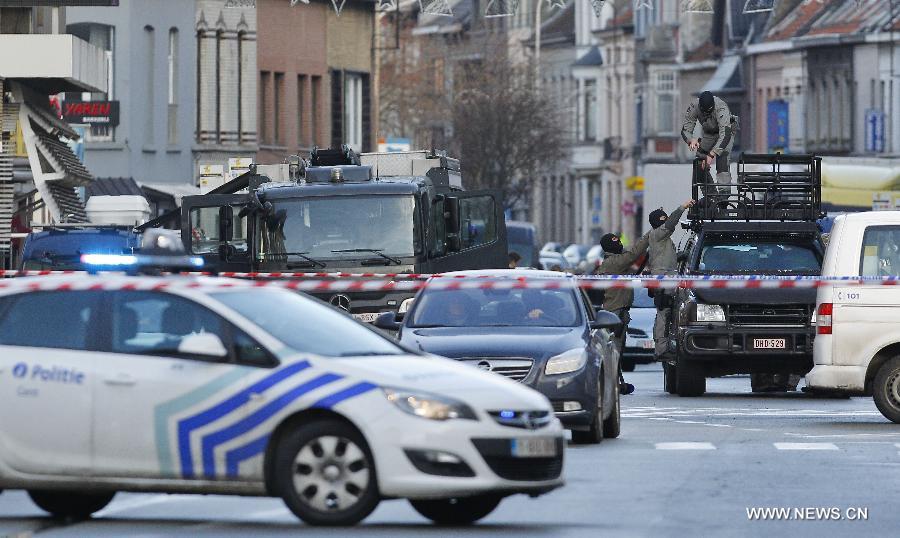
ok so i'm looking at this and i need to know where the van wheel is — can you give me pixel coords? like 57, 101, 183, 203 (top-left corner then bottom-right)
602, 379, 621, 439
873, 358, 900, 424
676, 360, 706, 397
28, 490, 115, 519
663, 362, 678, 394
274, 419, 380, 526
410, 494, 502, 525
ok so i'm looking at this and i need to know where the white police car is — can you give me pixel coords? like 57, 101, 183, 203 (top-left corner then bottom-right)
0, 274, 564, 526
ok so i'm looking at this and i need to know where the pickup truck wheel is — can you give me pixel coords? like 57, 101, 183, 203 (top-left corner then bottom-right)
274, 419, 380, 526
663, 362, 678, 394
28, 490, 115, 520
676, 361, 706, 397
410, 494, 502, 525
873, 358, 900, 424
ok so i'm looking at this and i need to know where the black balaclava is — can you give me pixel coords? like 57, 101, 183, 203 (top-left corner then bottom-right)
649, 208, 668, 229
600, 233, 624, 255
699, 91, 715, 114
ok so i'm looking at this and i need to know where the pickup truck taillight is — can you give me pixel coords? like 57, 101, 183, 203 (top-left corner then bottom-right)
817, 303, 833, 335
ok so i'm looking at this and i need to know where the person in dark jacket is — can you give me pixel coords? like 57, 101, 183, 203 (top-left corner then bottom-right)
682, 91, 738, 194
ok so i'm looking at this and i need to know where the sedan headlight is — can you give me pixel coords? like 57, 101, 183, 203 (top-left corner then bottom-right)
383, 388, 477, 421
694, 303, 726, 323
545, 348, 588, 375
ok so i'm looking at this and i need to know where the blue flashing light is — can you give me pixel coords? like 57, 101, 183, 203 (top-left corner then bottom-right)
80, 254, 138, 266
190, 256, 205, 268
499, 410, 516, 419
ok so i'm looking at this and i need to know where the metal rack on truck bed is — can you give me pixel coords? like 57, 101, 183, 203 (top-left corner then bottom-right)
687, 153, 823, 224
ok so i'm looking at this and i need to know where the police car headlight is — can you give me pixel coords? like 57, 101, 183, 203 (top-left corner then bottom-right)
383, 388, 477, 421
694, 303, 726, 323
545, 348, 587, 375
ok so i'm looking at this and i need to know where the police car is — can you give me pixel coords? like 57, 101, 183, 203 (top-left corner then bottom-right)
0, 270, 564, 526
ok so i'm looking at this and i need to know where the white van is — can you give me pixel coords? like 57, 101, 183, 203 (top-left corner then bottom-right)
807, 211, 900, 423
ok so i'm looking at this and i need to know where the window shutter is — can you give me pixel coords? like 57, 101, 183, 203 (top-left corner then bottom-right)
361, 73, 371, 151
331, 69, 343, 148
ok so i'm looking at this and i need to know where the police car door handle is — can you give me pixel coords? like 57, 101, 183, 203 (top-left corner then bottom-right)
104, 374, 137, 386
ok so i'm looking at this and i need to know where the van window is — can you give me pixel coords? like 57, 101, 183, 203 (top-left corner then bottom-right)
860, 226, 900, 276
0, 291, 104, 351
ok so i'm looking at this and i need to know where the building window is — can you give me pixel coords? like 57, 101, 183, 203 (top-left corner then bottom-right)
215, 29, 223, 143
145, 25, 155, 144
655, 70, 675, 134
344, 72, 363, 150
237, 31, 245, 144
167, 28, 178, 145
297, 75, 306, 147
311, 75, 321, 147
274, 72, 284, 146
583, 79, 597, 142
195, 29, 202, 143
259, 71, 270, 144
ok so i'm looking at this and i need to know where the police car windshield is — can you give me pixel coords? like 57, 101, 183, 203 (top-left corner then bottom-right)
697, 241, 821, 275
261, 195, 418, 261
409, 287, 582, 328
211, 290, 405, 357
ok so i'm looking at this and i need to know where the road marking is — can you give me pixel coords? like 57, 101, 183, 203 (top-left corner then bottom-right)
773, 442, 839, 451
655, 442, 716, 450
785, 433, 900, 439
674, 420, 705, 424
704, 423, 733, 428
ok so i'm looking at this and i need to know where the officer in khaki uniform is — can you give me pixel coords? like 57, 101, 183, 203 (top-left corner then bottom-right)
682, 91, 738, 192
596, 232, 650, 394
647, 200, 695, 358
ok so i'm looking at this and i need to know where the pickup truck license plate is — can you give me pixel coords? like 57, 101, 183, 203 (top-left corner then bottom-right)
352, 313, 380, 323
511, 437, 558, 458
753, 338, 786, 349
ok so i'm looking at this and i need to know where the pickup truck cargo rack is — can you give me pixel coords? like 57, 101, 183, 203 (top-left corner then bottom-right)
687, 153, 823, 224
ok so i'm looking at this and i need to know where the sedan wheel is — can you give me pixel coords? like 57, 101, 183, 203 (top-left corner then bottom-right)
602, 377, 621, 439
276, 420, 379, 526
571, 377, 603, 444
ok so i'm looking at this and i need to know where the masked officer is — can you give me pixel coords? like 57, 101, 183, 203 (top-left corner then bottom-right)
682, 91, 737, 193
596, 232, 650, 394
648, 200, 696, 359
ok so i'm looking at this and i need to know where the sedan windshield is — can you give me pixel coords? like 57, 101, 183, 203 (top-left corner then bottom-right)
211, 289, 405, 357
698, 241, 821, 275
409, 287, 582, 328
259, 195, 418, 261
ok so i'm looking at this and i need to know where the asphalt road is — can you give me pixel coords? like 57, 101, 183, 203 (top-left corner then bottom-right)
2, 364, 899, 538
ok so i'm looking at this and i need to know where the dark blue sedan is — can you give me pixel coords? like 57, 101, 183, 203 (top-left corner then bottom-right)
376, 270, 623, 444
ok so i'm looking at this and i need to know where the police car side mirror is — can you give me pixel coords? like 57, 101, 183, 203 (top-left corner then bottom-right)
178, 333, 228, 358
591, 310, 622, 330
374, 311, 402, 331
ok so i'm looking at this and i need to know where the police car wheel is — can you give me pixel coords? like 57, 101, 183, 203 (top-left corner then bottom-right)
410, 494, 502, 525
28, 490, 115, 520
602, 379, 621, 439
873, 358, 900, 424
571, 379, 603, 444
275, 420, 379, 526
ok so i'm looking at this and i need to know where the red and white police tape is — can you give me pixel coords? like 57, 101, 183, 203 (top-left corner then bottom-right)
0, 273, 899, 292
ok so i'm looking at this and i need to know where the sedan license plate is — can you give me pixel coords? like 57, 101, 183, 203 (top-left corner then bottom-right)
352, 312, 380, 323
752, 338, 786, 350
511, 437, 558, 458
642, 339, 655, 350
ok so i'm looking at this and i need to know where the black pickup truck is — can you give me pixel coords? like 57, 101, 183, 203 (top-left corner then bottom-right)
663, 154, 826, 397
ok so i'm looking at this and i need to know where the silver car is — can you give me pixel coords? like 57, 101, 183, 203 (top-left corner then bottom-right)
622, 288, 656, 371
